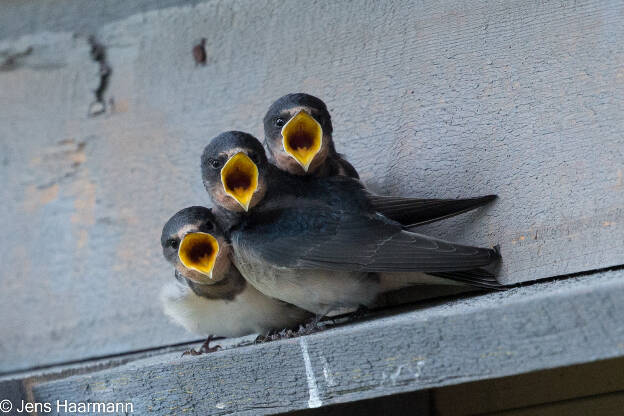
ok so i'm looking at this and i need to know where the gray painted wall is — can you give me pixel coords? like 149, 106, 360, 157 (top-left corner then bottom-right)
1, 0, 623, 373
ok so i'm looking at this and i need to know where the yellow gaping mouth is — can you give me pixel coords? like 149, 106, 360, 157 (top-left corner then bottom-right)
178, 232, 220, 278
220, 152, 259, 211
281, 111, 323, 172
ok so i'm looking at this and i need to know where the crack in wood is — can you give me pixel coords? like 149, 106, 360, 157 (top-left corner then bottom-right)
87, 35, 111, 117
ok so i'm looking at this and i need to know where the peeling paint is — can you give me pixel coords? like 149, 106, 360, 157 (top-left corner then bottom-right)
381, 361, 425, 387
76, 229, 89, 250
0, 46, 33, 71
299, 338, 322, 408
320, 355, 336, 387
70, 179, 96, 227
23, 183, 59, 212
28, 139, 88, 189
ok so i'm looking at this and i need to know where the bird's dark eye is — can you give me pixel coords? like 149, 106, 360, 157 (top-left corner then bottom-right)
167, 239, 179, 249
204, 221, 214, 231
248, 151, 260, 164
209, 158, 222, 169
274, 118, 285, 128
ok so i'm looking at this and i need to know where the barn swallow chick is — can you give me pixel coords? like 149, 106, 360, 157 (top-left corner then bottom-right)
160, 206, 312, 353
263, 93, 358, 178
263, 93, 496, 227
201, 131, 501, 315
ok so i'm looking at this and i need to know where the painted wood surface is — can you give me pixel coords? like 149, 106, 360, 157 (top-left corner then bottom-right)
28, 270, 624, 415
293, 358, 624, 416
489, 392, 624, 416
433, 356, 624, 415
0, 0, 623, 373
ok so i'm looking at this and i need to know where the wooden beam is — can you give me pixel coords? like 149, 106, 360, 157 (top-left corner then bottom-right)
487, 391, 624, 416
1, 0, 623, 372
28, 269, 624, 415
433, 356, 624, 415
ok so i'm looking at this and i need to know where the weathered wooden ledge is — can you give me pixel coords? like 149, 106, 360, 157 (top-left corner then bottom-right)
23, 268, 624, 415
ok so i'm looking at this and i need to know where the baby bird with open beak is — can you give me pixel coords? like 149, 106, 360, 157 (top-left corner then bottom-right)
201, 131, 501, 316
160, 206, 312, 353
263, 93, 497, 227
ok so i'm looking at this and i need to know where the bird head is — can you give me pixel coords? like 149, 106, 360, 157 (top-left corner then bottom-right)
263, 93, 333, 175
201, 131, 268, 213
161, 206, 230, 284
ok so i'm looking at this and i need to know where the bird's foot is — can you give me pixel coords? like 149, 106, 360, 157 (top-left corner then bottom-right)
255, 328, 298, 343
296, 322, 319, 336
296, 315, 328, 336
200, 334, 224, 353
181, 335, 224, 357
349, 305, 369, 321
181, 348, 202, 357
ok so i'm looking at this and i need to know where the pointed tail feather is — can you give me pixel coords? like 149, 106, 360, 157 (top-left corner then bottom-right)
379, 268, 503, 293
369, 194, 497, 227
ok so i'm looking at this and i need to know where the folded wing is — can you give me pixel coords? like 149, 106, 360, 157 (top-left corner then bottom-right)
368, 194, 496, 227
235, 203, 500, 275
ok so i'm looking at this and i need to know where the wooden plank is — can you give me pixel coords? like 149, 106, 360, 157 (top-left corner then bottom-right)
487, 391, 624, 416
0, 380, 27, 415
433, 356, 624, 415
0, 0, 205, 41
27, 270, 624, 415
284, 390, 431, 416
1, 0, 624, 373
286, 356, 624, 415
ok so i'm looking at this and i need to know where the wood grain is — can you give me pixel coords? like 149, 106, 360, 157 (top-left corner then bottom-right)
488, 391, 624, 416
433, 356, 624, 415
29, 270, 624, 415
0, 0, 623, 372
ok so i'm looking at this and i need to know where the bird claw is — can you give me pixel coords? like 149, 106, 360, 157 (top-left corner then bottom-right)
255, 328, 298, 343
349, 305, 369, 321
254, 317, 333, 344
297, 321, 322, 336
181, 335, 224, 356
181, 348, 203, 357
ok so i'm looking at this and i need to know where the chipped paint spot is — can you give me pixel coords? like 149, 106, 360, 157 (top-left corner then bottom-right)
112, 98, 129, 113
30, 139, 86, 170
76, 229, 89, 250
23, 183, 59, 212
414, 360, 425, 377
69, 143, 87, 166
320, 355, 336, 387
481, 349, 517, 359
25, 139, 89, 219
215, 403, 225, 409
299, 338, 322, 408
390, 365, 405, 385
381, 361, 425, 386
70, 179, 96, 227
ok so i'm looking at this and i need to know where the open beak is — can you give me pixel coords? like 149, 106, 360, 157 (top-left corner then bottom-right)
281, 110, 323, 172
178, 232, 220, 278
220, 152, 259, 211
